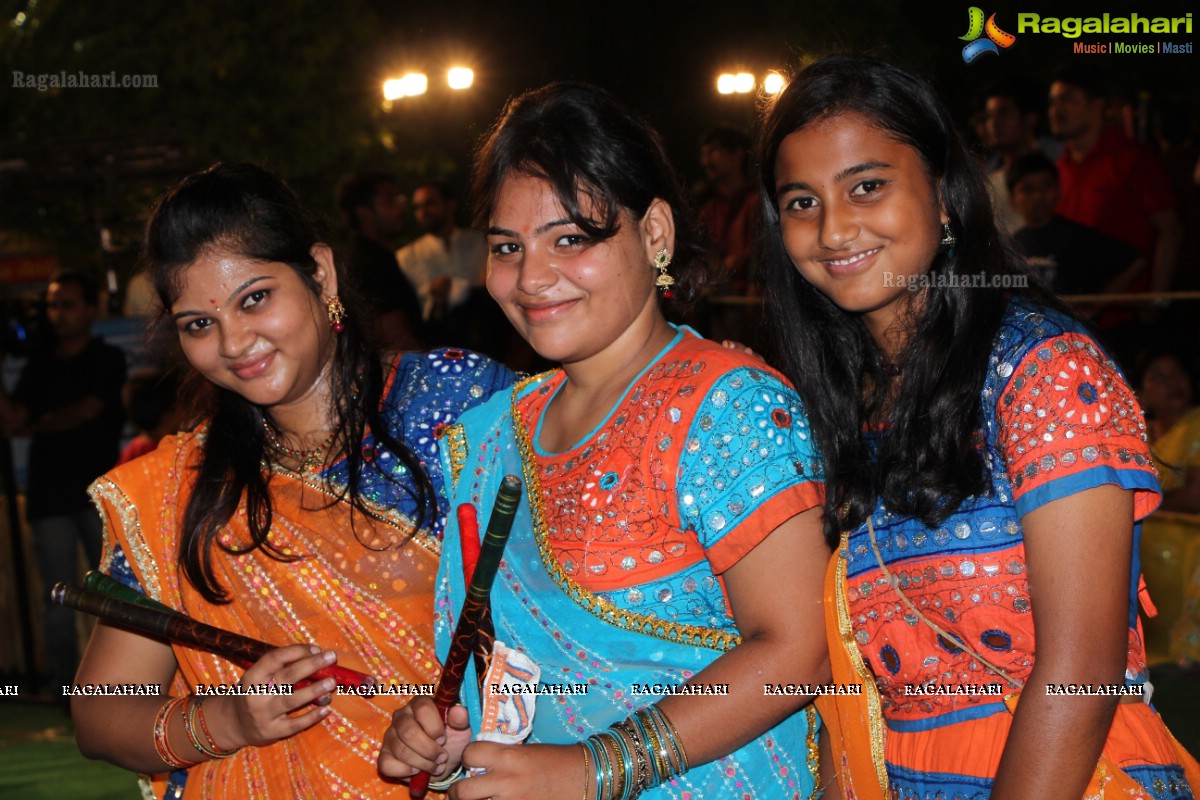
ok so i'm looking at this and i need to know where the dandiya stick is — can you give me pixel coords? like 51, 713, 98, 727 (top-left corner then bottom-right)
409, 474, 522, 799
51, 582, 374, 690
457, 503, 496, 701
84, 571, 184, 617
457, 504, 481, 589
79, 571, 361, 691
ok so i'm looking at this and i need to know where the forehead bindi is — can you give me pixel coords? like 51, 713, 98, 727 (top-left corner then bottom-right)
173, 249, 267, 310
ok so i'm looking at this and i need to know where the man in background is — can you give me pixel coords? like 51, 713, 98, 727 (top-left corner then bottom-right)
697, 125, 758, 294
1049, 65, 1180, 296
982, 76, 1060, 233
395, 181, 487, 344
1007, 152, 1143, 300
0, 271, 126, 695
335, 171, 424, 349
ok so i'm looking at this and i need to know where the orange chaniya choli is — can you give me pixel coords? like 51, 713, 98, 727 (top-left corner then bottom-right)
91, 349, 512, 799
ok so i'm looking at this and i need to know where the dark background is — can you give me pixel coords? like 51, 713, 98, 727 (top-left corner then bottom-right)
1, 0, 1195, 283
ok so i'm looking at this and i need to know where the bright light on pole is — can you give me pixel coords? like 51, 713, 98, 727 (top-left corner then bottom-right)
383, 73, 429, 99
447, 67, 474, 90
400, 72, 428, 97
734, 72, 755, 94
763, 72, 786, 95
716, 73, 737, 95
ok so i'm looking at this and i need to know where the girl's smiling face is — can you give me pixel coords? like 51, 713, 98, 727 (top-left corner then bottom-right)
170, 245, 337, 417
484, 173, 667, 367
774, 112, 946, 343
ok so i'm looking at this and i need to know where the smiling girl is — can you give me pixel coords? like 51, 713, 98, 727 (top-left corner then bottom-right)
379, 83, 830, 800
71, 163, 511, 799
757, 55, 1198, 800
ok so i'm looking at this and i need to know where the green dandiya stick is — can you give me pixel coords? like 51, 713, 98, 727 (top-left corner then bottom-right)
409, 473, 522, 799
84, 570, 183, 617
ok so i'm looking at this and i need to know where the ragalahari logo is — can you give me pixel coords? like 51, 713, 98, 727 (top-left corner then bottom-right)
959, 7, 1017, 63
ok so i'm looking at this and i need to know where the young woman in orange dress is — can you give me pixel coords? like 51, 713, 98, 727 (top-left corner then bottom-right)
72, 163, 511, 799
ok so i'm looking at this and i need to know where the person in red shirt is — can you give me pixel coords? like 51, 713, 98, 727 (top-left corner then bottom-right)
697, 125, 759, 294
1049, 65, 1181, 296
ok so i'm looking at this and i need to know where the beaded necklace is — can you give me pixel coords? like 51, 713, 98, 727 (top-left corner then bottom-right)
262, 420, 336, 474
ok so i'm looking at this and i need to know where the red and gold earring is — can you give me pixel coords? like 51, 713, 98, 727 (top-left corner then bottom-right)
326, 296, 346, 333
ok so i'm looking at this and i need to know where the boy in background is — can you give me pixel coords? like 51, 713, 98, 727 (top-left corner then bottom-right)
1008, 152, 1143, 298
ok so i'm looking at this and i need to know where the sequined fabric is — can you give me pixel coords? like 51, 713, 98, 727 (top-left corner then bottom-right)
519, 330, 823, 631
94, 349, 512, 800
435, 328, 826, 799
841, 303, 1190, 799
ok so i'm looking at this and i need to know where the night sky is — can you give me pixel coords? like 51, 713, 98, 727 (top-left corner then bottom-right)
1, 0, 1196, 265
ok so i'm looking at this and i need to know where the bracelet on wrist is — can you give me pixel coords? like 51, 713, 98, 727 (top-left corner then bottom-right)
184, 695, 241, 759
153, 695, 199, 770
427, 764, 464, 791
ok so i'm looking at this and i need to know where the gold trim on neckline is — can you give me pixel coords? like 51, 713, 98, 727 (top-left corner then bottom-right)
510, 374, 740, 653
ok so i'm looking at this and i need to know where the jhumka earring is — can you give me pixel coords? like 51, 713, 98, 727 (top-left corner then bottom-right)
939, 223, 957, 248
653, 249, 674, 292
326, 296, 346, 333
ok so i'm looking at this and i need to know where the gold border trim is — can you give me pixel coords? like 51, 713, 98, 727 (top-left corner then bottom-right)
510, 374, 740, 653
834, 530, 889, 791
268, 464, 439, 557
803, 705, 820, 789
88, 477, 163, 601
439, 422, 468, 487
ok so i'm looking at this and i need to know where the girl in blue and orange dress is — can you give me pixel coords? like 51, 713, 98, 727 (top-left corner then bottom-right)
379, 82, 831, 800
756, 55, 1199, 800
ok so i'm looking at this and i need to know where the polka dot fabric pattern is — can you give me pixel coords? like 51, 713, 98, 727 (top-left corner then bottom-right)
343, 348, 514, 539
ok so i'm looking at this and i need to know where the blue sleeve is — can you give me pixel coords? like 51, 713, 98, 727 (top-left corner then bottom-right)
380, 349, 515, 536
389, 349, 514, 464
106, 543, 146, 595
676, 367, 825, 572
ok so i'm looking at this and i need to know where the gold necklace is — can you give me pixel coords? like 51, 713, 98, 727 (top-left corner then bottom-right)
262, 421, 336, 474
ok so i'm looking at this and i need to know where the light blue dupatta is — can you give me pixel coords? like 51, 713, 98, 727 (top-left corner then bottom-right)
436, 376, 819, 799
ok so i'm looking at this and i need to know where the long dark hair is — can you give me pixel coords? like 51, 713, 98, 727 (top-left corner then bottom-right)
472, 82, 712, 306
144, 162, 433, 603
757, 55, 1065, 544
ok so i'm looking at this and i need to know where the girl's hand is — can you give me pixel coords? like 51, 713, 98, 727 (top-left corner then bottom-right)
205, 644, 337, 751
378, 697, 471, 782
453, 742, 583, 800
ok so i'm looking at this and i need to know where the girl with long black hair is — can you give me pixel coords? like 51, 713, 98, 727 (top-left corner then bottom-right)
72, 162, 511, 799
757, 54, 1198, 800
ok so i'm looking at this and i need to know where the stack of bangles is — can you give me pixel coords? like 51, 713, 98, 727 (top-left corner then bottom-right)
580, 705, 689, 800
153, 694, 242, 768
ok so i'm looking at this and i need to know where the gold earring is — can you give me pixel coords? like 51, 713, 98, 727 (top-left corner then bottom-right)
653, 249, 674, 291
326, 296, 346, 332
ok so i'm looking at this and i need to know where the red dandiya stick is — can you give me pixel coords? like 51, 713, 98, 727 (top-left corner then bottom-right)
458, 502, 497, 701
458, 503, 481, 589
410, 474, 522, 799
52, 582, 374, 690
